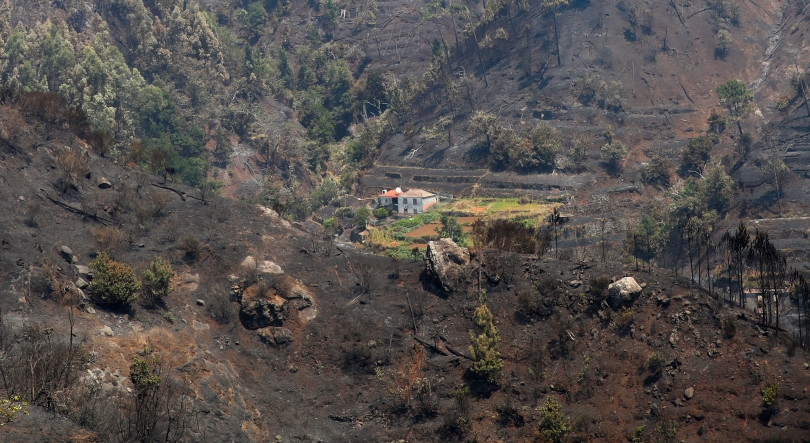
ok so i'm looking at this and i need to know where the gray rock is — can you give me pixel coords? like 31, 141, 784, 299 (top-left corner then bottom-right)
569, 280, 582, 288
75, 265, 92, 278
60, 246, 73, 262
75, 278, 89, 289
425, 238, 470, 292
97, 177, 112, 189
192, 320, 210, 331
803, 363, 809, 370
257, 327, 293, 347
669, 331, 679, 347
684, 387, 694, 400
86, 306, 96, 314
607, 277, 643, 309
98, 326, 114, 337
196, 299, 205, 306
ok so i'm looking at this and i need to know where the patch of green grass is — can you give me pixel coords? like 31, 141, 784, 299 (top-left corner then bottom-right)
389, 211, 441, 235
441, 197, 555, 219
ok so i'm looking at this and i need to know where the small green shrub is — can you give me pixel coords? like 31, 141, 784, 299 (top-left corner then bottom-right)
130, 353, 160, 390
646, 352, 664, 374
762, 382, 779, 407
141, 257, 173, 307
89, 252, 141, 307
632, 425, 645, 443
373, 207, 388, 218
536, 396, 571, 443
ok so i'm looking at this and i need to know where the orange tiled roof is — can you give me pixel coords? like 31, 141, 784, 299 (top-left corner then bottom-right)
380, 189, 401, 197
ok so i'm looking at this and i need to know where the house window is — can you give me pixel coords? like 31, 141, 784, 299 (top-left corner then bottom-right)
413, 198, 417, 204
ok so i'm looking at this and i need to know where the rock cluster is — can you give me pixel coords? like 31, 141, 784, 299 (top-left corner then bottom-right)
239, 286, 287, 330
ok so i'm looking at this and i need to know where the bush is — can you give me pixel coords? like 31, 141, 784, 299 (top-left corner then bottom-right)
642, 157, 671, 186
89, 252, 141, 307
536, 396, 571, 443
762, 382, 779, 407
601, 140, 628, 171
680, 135, 712, 176
130, 353, 160, 390
373, 207, 388, 218
141, 257, 173, 307
645, 352, 664, 374
355, 207, 371, 229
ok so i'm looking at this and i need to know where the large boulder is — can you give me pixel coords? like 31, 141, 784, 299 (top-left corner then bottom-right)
239, 284, 287, 329
257, 327, 293, 347
425, 238, 470, 292
607, 277, 643, 309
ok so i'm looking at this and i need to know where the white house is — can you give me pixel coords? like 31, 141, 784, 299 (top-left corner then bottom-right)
397, 189, 438, 214
378, 188, 402, 207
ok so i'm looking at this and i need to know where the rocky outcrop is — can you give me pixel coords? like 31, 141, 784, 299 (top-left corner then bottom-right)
425, 238, 470, 292
607, 277, 643, 309
257, 327, 293, 347
239, 284, 287, 329
240, 256, 284, 274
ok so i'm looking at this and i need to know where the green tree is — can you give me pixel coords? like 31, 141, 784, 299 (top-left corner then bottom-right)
642, 157, 671, 186
521, 123, 560, 170
89, 252, 141, 307
438, 215, 463, 242
568, 134, 589, 171
716, 29, 732, 58
141, 257, 173, 307
245, 2, 268, 37
716, 80, 755, 135
130, 353, 161, 390
536, 396, 571, 443
355, 206, 371, 229
680, 135, 713, 176
601, 140, 628, 171
699, 164, 735, 213
489, 127, 520, 170
707, 109, 727, 135
468, 110, 499, 148
469, 304, 503, 381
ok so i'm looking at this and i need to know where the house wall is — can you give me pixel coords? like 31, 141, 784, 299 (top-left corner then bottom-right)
398, 195, 438, 214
